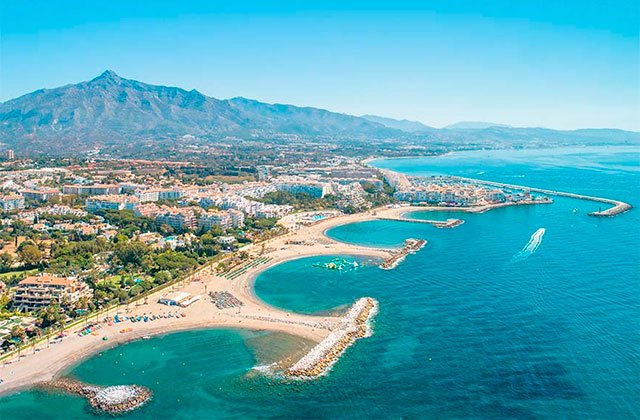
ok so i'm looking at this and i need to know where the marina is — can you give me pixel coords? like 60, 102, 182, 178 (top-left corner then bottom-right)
452, 176, 632, 217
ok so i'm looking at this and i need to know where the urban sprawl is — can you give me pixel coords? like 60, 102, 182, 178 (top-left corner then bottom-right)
0, 151, 547, 363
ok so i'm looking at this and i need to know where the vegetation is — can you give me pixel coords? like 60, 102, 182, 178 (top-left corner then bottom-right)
254, 191, 339, 210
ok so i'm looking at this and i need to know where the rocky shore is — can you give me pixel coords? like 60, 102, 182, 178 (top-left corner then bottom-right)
286, 297, 379, 378
38, 377, 152, 414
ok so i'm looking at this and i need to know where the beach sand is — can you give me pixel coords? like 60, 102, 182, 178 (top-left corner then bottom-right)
0, 202, 542, 395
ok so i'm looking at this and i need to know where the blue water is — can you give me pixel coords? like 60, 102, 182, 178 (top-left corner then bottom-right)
1, 146, 638, 418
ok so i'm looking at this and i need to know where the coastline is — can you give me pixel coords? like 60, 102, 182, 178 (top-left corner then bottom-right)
0, 210, 397, 397
0, 169, 629, 397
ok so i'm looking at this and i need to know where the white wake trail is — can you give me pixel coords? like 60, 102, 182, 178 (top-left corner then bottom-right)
515, 228, 546, 260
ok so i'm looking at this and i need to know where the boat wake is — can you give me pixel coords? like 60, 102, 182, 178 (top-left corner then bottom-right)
514, 228, 546, 260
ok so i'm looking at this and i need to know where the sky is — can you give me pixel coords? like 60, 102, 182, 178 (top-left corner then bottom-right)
1, 0, 639, 130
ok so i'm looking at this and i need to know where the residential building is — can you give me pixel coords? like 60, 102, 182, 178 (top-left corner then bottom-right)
85, 195, 139, 212
21, 188, 60, 202
63, 184, 121, 196
199, 210, 232, 230
0, 194, 25, 211
12, 274, 93, 312
228, 209, 245, 228
134, 188, 160, 202
256, 165, 271, 181
156, 207, 197, 230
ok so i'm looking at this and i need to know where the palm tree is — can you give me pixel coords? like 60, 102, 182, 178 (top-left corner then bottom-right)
10, 325, 25, 360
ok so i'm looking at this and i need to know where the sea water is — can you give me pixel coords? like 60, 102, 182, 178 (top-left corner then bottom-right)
1, 146, 638, 418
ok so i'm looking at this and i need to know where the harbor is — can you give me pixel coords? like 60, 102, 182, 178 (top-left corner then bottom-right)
452, 176, 632, 217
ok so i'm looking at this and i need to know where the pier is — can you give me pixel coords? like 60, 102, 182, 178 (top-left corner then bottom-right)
453, 176, 632, 217
378, 216, 464, 228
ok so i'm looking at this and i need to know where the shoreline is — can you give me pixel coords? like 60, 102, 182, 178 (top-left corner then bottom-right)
0, 167, 629, 397
0, 210, 399, 397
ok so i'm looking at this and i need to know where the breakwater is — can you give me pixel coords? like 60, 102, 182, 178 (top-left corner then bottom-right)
453, 176, 631, 217
380, 238, 427, 269
378, 216, 464, 228
39, 378, 152, 414
285, 297, 379, 378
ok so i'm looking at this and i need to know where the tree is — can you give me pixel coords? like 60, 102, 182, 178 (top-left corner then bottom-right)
9, 325, 26, 358
18, 244, 43, 266
37, 305, 63, 328
0, 252, 13, 270
10, 325, 25, 341
155, 270, 173, 284
114, 241, 150, 269
128, 284, 143, 297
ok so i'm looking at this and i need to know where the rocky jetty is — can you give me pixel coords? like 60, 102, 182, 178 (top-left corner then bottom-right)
39, 377, 152, 414
286, 297, 378, 378
380, 238, 426, 269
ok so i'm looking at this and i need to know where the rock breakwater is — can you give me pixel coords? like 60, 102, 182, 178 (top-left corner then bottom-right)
39, 377, 152, 414
286, 297, 379, 378
380, 238, 426, 270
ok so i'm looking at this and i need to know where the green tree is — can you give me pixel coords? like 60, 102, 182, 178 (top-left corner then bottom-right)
114, 241, 150, 269
155, 270, 173, 284
18, 244, 43, 266
0, 252, 13, 270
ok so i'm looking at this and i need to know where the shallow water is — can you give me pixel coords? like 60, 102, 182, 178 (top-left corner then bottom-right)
1, 146, 638, 418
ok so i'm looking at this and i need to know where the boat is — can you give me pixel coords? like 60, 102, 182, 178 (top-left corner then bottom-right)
142, 335, 151, 340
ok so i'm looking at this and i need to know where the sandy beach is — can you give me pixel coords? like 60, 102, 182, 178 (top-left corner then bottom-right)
0, 201, 559, 396
0, 209, 395, 396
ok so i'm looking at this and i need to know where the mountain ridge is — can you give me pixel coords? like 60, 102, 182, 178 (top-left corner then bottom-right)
1, 70, 638, 154
0, 70, 401, 151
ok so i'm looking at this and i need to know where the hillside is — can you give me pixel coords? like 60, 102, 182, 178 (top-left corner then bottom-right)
0, 70, 400, 151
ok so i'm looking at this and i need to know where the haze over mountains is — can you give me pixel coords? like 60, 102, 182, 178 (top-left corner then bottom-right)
0, 70, 638, 154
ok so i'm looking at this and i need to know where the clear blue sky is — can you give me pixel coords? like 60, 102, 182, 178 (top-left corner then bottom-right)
1, 1, 638, 130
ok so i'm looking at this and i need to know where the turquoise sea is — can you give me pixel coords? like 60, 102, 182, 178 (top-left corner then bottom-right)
1, 146, 639, 419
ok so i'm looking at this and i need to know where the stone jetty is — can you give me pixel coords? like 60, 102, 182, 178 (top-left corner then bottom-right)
453, 176, 631, 217
39, 377, 152, 414
286, 297, 379, 378
380, 238, 426, 270
378, 215, 464, 228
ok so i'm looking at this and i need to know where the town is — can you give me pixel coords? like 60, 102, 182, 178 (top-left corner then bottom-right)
0, 149, 554, 356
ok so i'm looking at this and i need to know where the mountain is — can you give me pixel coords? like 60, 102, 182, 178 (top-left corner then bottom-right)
361, 115, 432, 133
0, 70, 400, 151
444, 121, 512, 130
1, 71, 638, 155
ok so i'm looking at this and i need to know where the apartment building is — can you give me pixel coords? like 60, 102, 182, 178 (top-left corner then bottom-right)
12, 274, 92, 312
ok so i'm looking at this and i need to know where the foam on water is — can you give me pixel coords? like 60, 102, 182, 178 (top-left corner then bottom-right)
515, 228, 546, 260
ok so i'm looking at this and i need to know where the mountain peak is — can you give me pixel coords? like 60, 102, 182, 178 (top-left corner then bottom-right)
92, 69, 121, 83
